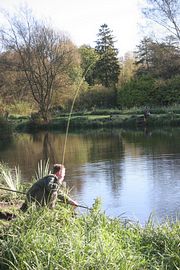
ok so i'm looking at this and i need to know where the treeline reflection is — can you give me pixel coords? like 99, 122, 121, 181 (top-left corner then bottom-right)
0, 128, 179, 222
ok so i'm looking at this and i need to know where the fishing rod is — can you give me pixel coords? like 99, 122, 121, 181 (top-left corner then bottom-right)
0, 64, 95, 212
61, 62, 95, 165
0, 186, 26, 195
76, 204, 92, 210
0, 186, 91, 210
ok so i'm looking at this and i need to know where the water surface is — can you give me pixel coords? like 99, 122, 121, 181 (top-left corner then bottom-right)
0, 128, 179, 224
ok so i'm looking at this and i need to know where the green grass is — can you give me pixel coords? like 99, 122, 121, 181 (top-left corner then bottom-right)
0, 199, 179, 270
6, 104, 180, 132
14, 113, 180, 132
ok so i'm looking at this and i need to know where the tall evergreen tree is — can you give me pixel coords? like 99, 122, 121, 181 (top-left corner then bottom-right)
94, 24, 120, 88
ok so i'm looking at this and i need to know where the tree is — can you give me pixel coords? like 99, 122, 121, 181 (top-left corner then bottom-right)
135, 37, 155, 76
0, 8, 77, 121
79, 45, 99, 85
0, 50, 31, 103
94, 24, 120, 88
119, 52, 137, 86
143, 0, 180, 42
135, 37, 180, 79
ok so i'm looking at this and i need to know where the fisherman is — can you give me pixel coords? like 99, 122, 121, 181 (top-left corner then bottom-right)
143, 107, 151, 121
20, 164, 78, 212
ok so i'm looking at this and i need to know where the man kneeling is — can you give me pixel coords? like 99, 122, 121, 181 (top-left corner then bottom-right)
20, 164, 78, 212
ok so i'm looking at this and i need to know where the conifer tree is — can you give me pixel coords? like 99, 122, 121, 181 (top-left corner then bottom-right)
94, 24, 120, 88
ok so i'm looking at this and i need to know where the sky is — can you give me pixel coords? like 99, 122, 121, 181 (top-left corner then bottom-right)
0, 0, 145, 56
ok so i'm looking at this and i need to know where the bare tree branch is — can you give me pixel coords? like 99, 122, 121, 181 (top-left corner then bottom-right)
143, 0, 180, 42
0, 7, 75, 121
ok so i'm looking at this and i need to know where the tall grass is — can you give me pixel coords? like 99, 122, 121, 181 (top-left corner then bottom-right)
0, 199, 179, 270
34, 159, 51, 181
0, 163, 21, 193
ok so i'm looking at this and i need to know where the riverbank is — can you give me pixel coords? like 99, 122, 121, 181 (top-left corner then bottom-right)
0, 199, 179, 270
8, 107, 180, 132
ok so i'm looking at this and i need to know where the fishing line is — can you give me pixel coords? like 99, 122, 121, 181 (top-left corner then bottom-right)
61, 62, 94, 165
0, 63, 95, 212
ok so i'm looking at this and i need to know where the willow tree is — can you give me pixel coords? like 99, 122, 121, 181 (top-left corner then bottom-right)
0, 8, 75, 121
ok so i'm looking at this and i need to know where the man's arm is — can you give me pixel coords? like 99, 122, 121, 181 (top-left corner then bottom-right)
58, 192, 78, 206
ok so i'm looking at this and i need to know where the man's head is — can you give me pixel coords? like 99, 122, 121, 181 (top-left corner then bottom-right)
53, 164, 65, 184
53, 164, 62, 174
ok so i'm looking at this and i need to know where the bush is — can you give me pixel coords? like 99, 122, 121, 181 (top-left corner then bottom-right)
117, 76, 155, 108
155, 76, 180, 106
75, 85, 116, 110
118, 75, 180, 108
7, 101, 35, 116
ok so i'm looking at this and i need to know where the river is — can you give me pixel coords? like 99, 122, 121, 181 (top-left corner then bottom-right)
0, 128, 180, 224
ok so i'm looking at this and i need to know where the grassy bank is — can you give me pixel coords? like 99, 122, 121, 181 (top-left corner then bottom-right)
12, 112, 180, 131
0, 105, 178, 132
15, 113, 180, 132
0, 162, 179, 270
0, 199, 180, 270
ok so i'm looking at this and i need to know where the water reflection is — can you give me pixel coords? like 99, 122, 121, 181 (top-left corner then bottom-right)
0, 128, 179, 224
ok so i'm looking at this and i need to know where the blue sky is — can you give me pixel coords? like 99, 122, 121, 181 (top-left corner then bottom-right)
0, 0, 144, 56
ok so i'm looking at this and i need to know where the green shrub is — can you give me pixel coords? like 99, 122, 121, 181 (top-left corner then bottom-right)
155, 76, 180, 106
75, 85, 116, 110
7, 102, 35, 116
118, 75, 180, 108
118, 76, 155, 108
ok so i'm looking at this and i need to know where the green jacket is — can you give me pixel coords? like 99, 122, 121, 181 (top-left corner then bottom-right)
20, 174, 60, 211
20, 174, 77, 212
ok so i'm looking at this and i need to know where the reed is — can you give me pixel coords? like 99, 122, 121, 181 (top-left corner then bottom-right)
0, 163, 21, 194
34, 159, 50, 181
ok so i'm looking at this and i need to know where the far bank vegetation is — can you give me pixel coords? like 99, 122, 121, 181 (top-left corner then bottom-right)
0, 1, 180, 123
